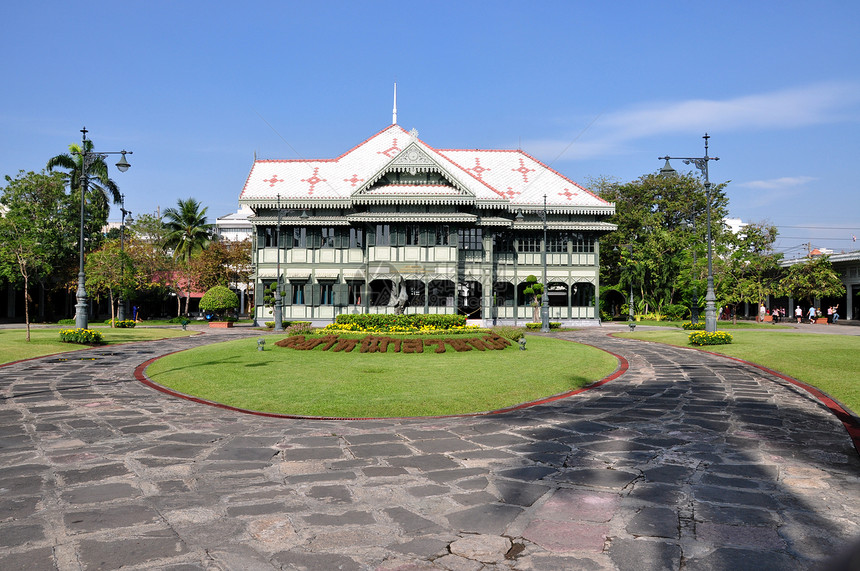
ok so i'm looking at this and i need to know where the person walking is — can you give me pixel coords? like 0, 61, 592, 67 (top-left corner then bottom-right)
808, 305, 816, 324
833, 304, 840, 323
759, 304, 767, 323
795, 305, 803, 323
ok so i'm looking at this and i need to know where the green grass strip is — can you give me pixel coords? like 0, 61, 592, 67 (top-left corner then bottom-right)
146, 335, 619, 418
0, 327, 196, 365
620, 329, 860, 415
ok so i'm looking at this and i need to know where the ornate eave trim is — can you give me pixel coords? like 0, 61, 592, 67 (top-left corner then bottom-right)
346, 212, 477, 223
240, 198, 352, 210
352, 196, 474, 206
250, 216, 350, 226
508, 205, 616, 216
476, 217, 514, 227
512, 222, 618, 232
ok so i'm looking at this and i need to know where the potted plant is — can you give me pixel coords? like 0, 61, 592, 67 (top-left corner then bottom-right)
199, 285, 239, 328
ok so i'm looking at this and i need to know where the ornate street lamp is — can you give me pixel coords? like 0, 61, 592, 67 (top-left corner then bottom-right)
73, 127, 132, 330
273, 194, 284, 332
117, 194, 132, 321
540, 194, 550, 333
659, 134, 719, 332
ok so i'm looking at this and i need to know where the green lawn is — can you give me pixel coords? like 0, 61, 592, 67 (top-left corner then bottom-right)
623, 319, 793, 330
146, 335, 620, 417
619, 329, 860, 414
0, 327, 196, 365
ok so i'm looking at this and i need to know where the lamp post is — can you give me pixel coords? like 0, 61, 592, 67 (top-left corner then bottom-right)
659, 133, 719, 333
273, 194, 284, 332
117, 194, 132, 321
73, 127, 132, 330
540, 194, 550, 333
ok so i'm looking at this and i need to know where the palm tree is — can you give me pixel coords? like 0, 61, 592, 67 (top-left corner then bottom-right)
47, 139, 123, 207
162, 198, 214, 262
163, 198, 215, 316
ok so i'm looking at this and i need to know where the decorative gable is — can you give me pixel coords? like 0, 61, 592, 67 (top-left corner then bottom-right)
353, 142, 476, 204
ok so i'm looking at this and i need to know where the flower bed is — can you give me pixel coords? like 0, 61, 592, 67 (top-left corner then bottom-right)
275, 333, 513, 353
108, 319, 136, 328
59, 328, 105, 345
688, 331, 733, 346
681, 321, 705, 330
326, 313, 470, 334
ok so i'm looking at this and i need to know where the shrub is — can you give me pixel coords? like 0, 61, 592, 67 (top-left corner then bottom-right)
326, 314, 472, 333
59, 328, 105, 345
491, 326, 525, 341
681, 321, 705, 330
524, 322, 561, 330
58, 318, 76, 325
265, 320, 309, 329
664, 304, 690, 321
688, 331, 733, 346
108, 319, 136, 328
284, 322, 313, 336
199, 286, 239, 320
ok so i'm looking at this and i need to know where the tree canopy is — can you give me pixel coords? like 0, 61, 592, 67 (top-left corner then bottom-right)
596, 171, 729, 316
0, 171, 72, 339
163, 198, 215, 263
778, 256, 845, 307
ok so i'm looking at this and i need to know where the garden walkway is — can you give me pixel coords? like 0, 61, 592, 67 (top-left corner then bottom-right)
0, 324, 858, 570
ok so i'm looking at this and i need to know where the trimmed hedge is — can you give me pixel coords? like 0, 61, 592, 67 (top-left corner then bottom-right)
59, 328, 105, 345
525, 322, 561, 330
264, 320, 311, 329
199, 286, 239, 318
333, 313, 466, 330
325, 314, 480, 334
688, 331, 733, 346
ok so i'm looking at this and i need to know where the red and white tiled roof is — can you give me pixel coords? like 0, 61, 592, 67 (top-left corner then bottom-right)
240, 125, 612, 213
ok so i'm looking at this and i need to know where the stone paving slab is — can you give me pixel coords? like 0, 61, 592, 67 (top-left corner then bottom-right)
0, 326, 858, 569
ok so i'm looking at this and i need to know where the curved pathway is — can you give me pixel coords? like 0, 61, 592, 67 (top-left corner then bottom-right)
0, 326, 858, 570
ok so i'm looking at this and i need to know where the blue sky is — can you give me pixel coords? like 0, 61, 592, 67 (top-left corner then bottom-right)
2, 1, 859, 258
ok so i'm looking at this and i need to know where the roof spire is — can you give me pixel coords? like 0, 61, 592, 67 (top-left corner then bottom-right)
392, 82, 397, 125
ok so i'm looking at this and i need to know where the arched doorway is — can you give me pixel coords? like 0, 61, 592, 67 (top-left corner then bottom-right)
547, 282, 568, 307
370, 279, 394, 306
458, 280, 482, 318
428, 280, 455, 309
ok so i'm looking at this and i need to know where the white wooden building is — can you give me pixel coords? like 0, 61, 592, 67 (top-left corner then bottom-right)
239, 124, 616, 326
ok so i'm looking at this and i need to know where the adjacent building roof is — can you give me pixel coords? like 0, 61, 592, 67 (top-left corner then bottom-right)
239, 125, 614, 215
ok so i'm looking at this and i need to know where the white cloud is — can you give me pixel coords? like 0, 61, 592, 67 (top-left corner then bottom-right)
525, 81, 860, 161
738, 176, 816, 190
598, 81, 860, 141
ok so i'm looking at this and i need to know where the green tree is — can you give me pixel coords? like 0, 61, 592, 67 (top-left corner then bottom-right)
46, 139, 123, 205
189, 239, 252, 293
163, 198, 215, 263
778, 255, 845, 307
596, 171, 729, 316
162, 199, 215, 316
199, 285, 239, 320
47, 139, 120, 259
0, 171, 69, 340
84, 240, 136, 326
522, 275, 543, 322
716, 221, 782, 323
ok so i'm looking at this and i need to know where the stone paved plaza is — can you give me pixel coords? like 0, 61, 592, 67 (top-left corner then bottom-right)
1, 325, 858, 570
